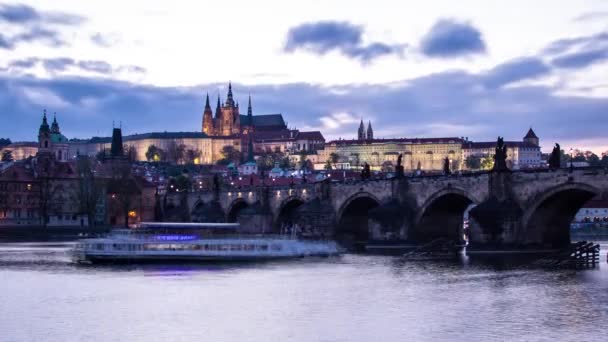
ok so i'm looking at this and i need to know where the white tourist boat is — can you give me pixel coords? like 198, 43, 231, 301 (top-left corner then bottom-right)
72, 222, 341, 263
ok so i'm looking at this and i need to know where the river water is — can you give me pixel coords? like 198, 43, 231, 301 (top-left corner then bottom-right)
1, 242, 607, 342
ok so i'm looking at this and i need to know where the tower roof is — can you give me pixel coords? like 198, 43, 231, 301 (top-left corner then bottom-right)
204, 93, 211, 109
39, 109, 50, 133
51, 112, 60, 133
110, 128, 124, 158
524, 128, 538, 139
226, 81, 235, 106
215, 95, 221, 119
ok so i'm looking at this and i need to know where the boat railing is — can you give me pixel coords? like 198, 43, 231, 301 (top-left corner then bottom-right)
97, 232, 310, 242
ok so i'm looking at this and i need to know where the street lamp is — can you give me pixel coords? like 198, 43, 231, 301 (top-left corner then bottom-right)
569, 148, 574, 173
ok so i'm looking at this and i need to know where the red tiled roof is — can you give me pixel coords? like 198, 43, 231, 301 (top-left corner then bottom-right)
0, 163, 35, 182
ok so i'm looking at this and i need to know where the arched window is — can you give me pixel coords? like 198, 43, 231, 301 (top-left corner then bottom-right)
44, 141, 48, 148
57, 151, 62, 160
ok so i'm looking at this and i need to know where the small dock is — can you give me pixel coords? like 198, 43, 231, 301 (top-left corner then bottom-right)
532, 241, 600, 268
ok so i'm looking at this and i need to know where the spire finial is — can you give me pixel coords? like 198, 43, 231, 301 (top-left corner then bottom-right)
247, 93, 252, 117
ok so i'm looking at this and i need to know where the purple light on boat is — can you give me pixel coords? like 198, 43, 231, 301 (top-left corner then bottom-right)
154, 235, 198, 241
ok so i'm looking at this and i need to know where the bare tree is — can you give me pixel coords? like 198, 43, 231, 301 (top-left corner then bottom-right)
185, 148, 202, 164
74, 157, 104, 227
108, 162, 139, 228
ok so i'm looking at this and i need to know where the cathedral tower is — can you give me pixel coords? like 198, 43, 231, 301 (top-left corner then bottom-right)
202, 93, 214, 135
219, 82, 241, 136
367, 121, 373, 140
358, 120, 365, 141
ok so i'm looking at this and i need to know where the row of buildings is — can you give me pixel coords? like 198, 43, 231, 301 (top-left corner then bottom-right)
0, 120, 157, 227
319, 122, 542, 172
1, 83, 543, 172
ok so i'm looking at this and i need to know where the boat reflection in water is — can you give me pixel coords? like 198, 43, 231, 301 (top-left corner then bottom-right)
72, 222, 340, 264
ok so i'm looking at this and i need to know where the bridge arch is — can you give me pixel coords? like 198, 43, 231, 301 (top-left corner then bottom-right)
522, 182, 600, 247
336, 192, 381, 249
275, 196, 305, 230
226, 198, 249, 223
413, 188, 478, 242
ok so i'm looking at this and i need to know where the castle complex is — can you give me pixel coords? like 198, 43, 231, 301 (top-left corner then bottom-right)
0, 83, 542, 171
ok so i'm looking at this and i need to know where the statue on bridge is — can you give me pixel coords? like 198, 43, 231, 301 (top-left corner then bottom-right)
361, 163, 372, 180
443, 157, 451, 175
548, 143, 561, 169
395, 154, 405, 179
492, 137, 509, 171
212, 174, 220, 198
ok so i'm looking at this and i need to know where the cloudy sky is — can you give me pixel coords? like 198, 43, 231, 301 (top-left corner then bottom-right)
1, 0, 607, 152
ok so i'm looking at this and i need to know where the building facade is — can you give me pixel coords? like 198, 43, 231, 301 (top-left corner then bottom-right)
461, 128, 542, 170
320, 137, 464, 172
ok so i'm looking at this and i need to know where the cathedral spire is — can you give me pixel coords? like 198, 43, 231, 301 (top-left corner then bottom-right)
226, 81, 234, 107
366, 121, 373, 140
202, 93, 213, 135
215, 94, 221, 119
247, 94, 252, 116
358, 120, 365, 141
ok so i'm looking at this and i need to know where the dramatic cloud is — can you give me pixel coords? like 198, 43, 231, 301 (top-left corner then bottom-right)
284, 21, 404, 63
542, 31, 608, 69
0, 3, 84, 50
5, 57, 143, 76
552, 49, 608, 69
542, 32, 608, 56
90, 32, 120, 47
0, 3, 84, 25
42, 57, 75, 72
77, 60, 112, 74
1, 63, 607, 153
483, 57, 551, 88
420, 19, 486, 58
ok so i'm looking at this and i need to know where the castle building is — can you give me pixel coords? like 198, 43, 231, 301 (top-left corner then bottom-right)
5, 83, 323, 167
461, 128, 542, 170
320, 136, 464, 172
202, 82, 284, 137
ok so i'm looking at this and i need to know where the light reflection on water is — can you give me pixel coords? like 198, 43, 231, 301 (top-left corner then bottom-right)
0, 242, 607, 342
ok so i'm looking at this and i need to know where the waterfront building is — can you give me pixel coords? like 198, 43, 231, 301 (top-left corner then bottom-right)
461, 128, 542, 170
0, 114, 85, 226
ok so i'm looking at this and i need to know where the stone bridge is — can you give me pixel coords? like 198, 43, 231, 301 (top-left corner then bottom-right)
164, 168, 608, 248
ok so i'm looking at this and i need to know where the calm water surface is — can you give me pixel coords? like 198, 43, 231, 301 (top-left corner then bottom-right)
1, 242, 607, 342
